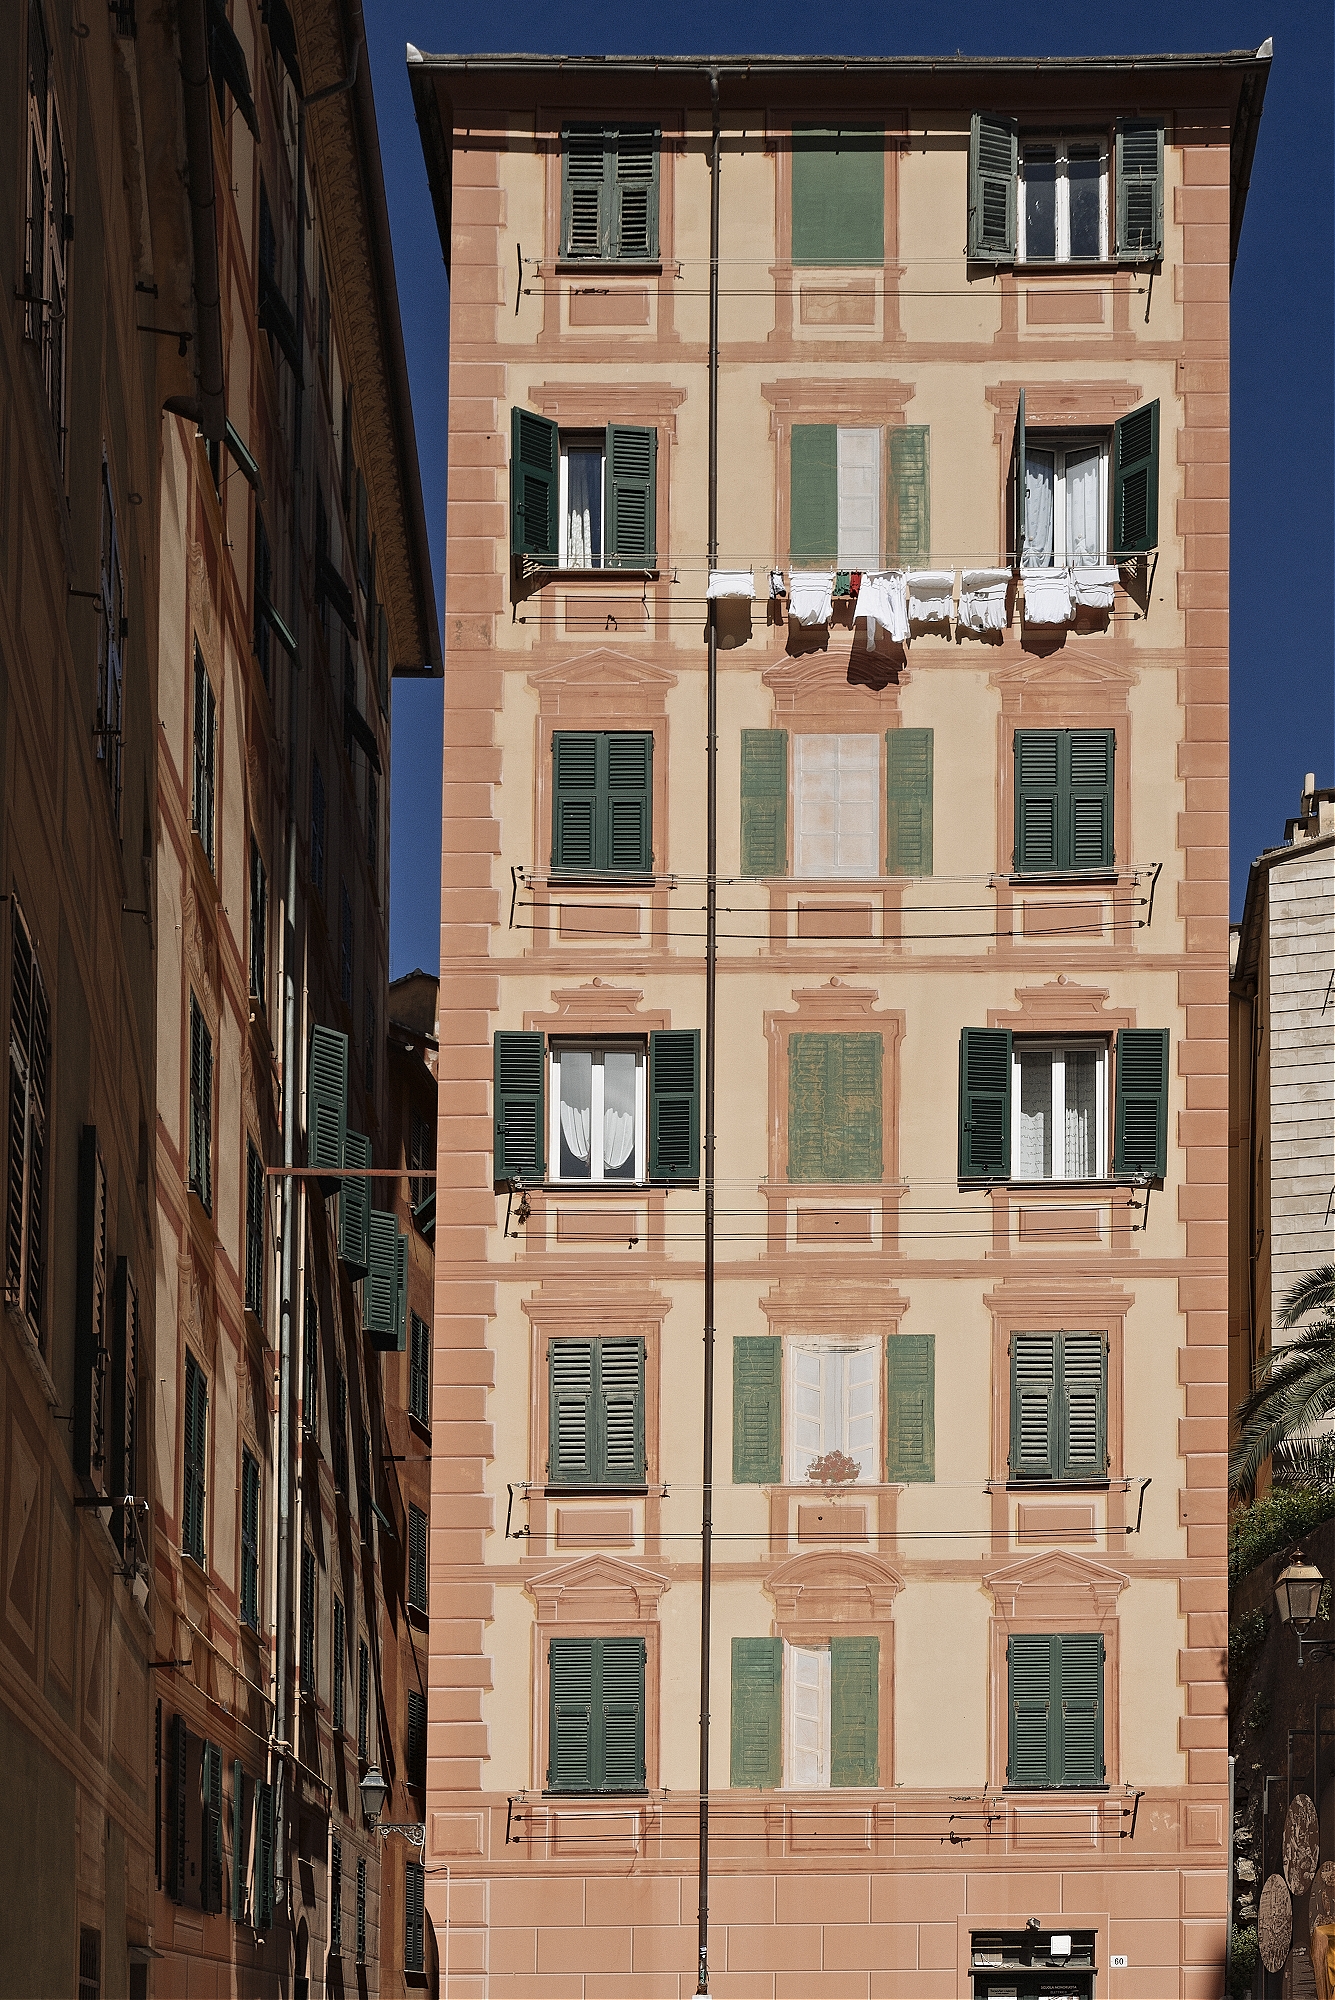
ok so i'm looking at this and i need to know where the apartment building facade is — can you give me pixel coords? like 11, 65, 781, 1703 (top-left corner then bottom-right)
412, 47, 1268, 1998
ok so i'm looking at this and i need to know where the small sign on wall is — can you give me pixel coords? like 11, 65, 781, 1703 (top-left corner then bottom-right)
1110, 1956, 1129, 1970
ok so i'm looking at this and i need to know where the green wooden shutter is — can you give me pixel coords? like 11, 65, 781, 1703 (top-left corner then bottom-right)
552, 732, 598, 871
887, 426, 930, 566
511, 407, 559, 560
968, 112, 1017, 261
733, 1336, 781, 1484
307, 1024, 348, 1185
791, 127, 884, 265
1010, 387, 1026, 567
649, 1029, 699, 1180
231, 1761, 246, 1922
1114, 121, 1163, 261
789, 1033, 882, 1184
730, 1638, 782, 1788
740, 730, 788, 878
1014, 731, 1061, 873
405, 1860, 426, 1974
605, 425, 657, 567
407, 1688, 426, 1790
254, 1780, 274, 1928
1056, 1633, 1105, 1786
561, 125, 611, 258
364, 1209, 399, 1348
886, 728, 933, 876
168, 1714, 188, 1901
1113, 1027, 1169, 1179
790, 424, 838, 562
203, 1741, 224, 1912
613, 126, 659, 259
1068, 730, 1115, 870
605, 731, 653, 873
598, 1336, 646, 1483
1060, 1333, 1108, 1481
830, 1636, 879, 1786
1112, 400, 1160, 555
1010, 1333, 1057, 1479
338, 1129, 371, 1275
391, 1228, 408, 1352
958, 1027, 1012, 1179
548, 1637, 600, 1791
408, 1504, 428, 1610
493, 1031, 545, 1179
885, 1335, 934, 1483
549, 1338, 595, 1484
1007, 1634, 1054, 1787
75, 1126, 108, 1492
598, 1636, 647, 1791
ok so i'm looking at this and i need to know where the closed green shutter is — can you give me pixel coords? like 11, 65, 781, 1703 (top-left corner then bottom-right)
1114, 121, 1163, 261
553, 731, 653, 873
599, 1337, 646, 1483
791, 127, 884, 265
733, 1336, 781, 1484
203, 1741, 224, 1912
612, 127, 659, 258
830, 1636, 879, 1786
1010, 1333, 1057, 1478
548, 1637, 646, 1793
649, 1029, 699, 1180
1056, 1633, 1105, 1786
885, 1335, 934, 1483
886, 729, 933, 876
493, 1031, 545, 1179
1113, 1027, 1169, 1180
1007, 1633, 1054, 1787
75, 1126, 109, 1492
606, 732, 653, 873
741, 730, 788, 878
730, 1638, 782, 1788
605, 425, 656, 566
300, 1544, 315, 1691
1007, 1633, 1105, 1787
168, 1714, 188, 1901
364, 1210, 399, 1348
788, 1033, 882, 1184
408, 1503, 428, 1610
1060, 1332, 1108, 1481
599, 1636, 647, 1791
548, 1637, 596, 1791
405, 1861, 426, 1974
561, 126, 659, 261
958, 1027, 1012, 1179
552, 732, 598, 871
887, 426, 930, 565
549, 1338, 595, 1484
511, 407, 559, 561
968, 112, 1018, 261
231, 1760, 246, 1922
790, 425, 838, 563
1015, 729, 1114, 872
407, 1689, 427, 1790
1112, 400, 1160, 555
547, 1334, 645, 1487
338, 1129, 371, 1275
562, 125, 609, 257
1068, 730, 1115, 870
307, 1024, 348, 1187
1014, 731, 1061, 873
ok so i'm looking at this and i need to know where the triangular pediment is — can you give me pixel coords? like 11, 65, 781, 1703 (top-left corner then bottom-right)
989, 645, 1139, 694
985, 1549, 1128, 1593
985, 1547, 1128, 1623
526, 1553, 671, 1622
528, 647, 679, 694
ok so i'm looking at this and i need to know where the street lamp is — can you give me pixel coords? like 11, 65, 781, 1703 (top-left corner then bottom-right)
1275, 1553, 1334, 1664
358, 1764, 425, 1847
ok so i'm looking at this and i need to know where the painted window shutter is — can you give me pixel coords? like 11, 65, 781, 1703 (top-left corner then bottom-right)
493, 1031, 545, 1179
885, 1335, 934, 1482
789, 1033, 883, 1184
598, 1636, 647, 1792
548, 1637, 596, 1791
1114, 121, 1163, 261
732, 1336, 782, 1484
405, 1860, 426, 1973
1061, 1332, 1108, 1481
1112, 399, 1160, 554
254, 1779, 274, 1928
1113, 1027, 1169, 1180
740, 729, 788, 877
182, 1351, 207, 1563
1009, 387, 1026, 567
561, 125, 609, 257
6, 906, 49, 1333
1068, 730, 1115, 870
245, 1140, 265, 1316
649, 1029, 700, 1180
1014, 731, 1061, 873
552, 732, 599, 870
300, 1544, 316, 1690
599, 1337, 646, 1482
1056, 1633, 1105, 1785
605, 424, 656, 566
730, 1637, 782, 1787
830, 1636, 879, 1786
307, 1024, 348, 1185
231, 1761, 247, 1922
613, 127, 659, 259
885, 728, 933, 876
75, 1126, 109, 1493
168, 1714, 188, 1901
1007, 1634, 1054, 1787
407, 1688, 427, 1790
408, 1503, 428, 1610
550, 1339, 595, 1483
202, 1740, 224, 1912
605, 731, 653, 873
958, 1027, 1012, 1179
1010, 1333, 1057, 1478
338, 1129, 372, 1275
332, 1599, 345, 1729
410, 1313, 431, 1427
395, 1229, 409, 1351
791, 126, 884, 265
241, 1451, 260, 1628
330, 1838, 342, 1952
790, 424, 838, 562
510, 407, 559, 560
110, 1260, 139, 1553
887, 426, 930, 565
968, 112, 1017, 261
357, 1640, 369, 1758
364, 1209, 400, 1347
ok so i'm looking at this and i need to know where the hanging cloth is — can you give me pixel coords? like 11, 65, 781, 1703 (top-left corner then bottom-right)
789, 570, 835, 628
1021, 567, 1075, 626
769, 567, 787, 599
906, 570, 956, 626
1071, 564, 1120, 611
853, 570, 910, 650
706, 569, 755, 600
957, 569, 1011, 634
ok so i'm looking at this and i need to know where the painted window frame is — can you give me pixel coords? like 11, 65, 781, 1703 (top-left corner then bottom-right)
1017, 135, 1110, 264
548, 1040, 648, 1185
784, 1336, 881, 1486
1011, 1036, 1110, 1184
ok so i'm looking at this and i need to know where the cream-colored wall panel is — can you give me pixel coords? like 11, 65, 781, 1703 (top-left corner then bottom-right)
1116, 1580, 1185, 1786
893, 1580, 988, 1787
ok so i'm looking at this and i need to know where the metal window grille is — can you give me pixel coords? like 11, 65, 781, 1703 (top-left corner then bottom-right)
77, 1927, 100, 2000
355, 1856, 367, 1965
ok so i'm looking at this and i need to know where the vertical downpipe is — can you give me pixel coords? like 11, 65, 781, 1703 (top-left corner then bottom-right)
696, 65, 721, 2000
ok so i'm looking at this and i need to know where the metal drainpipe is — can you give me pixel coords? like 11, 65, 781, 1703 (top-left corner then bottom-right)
695, 64, 721, 2000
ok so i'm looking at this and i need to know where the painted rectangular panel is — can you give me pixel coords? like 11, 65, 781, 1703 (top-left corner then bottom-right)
791, 127, 885, 265
788, 1032, 883, 1184
787, 1643, 831, 1787
790, 425, 838, 562
794, 735, 879, 879
740, 729, 788, 878
837, 427, 881, 568
830, 1635, 879, 1787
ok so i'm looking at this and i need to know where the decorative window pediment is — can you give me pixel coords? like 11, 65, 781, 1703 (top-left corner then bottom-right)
765, 1550, 904, 1624
985, 1548, 1127, 1626
526, 1554, 670, 1623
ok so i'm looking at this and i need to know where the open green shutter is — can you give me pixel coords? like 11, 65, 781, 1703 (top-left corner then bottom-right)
649, 1029, 699, 1180
730, 1638, 782, 1788
1010, 1334, 1057, 1479
364, 1210, 399, 1347
605, 425, 656, 566
405, 1861, 426, 1973
1059, 1333, 1108, 1481
741, 730, 788, 878
733, 1336, 781, 1484
231, 1761, 246, 1921
1067, 731, 1115, 870
830, 1636, 879, 1786
613, 127, 659, 259
168, 1715, 188, 1901
549, 1339, 595, 1483
254, 1780, 274, 1928
790, 425, 838, 563
885, 1335, 934, 1483
791, 126, 884, 266
958, 1027, 1012, 1179
598, 1636, 646, 1791
203, 1741, 224, 1912
1055, 1634, 1105, 1785
1114, 121, 1163, 261
552, 732, 598, 871
393, 1229, 409, 1352
1010, 387, 1026, 567
1113, 1027, 1169, 1179
1112, 400, 1160, 555
493, 1031, 545, 1179
75, 1126, 108, 1492
307, 1024, 348, 1187
969, 112, 1017, 261
338, 1130, 371, 1275
605, 732, 653, 873
1014, 731, 1061, 873
598, 1337, 645, 1483
1007, 1634, 1055, 1786
888, 426, 930, 566
549, 1638, 596, 1790
562, 125, 611, 258
886, 729, 933, 875
511, 407, 559, 561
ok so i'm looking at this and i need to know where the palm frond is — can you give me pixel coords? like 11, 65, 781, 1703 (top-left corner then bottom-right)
1279, 1265, 1335, 1329
1230, 1328, 1335, 1492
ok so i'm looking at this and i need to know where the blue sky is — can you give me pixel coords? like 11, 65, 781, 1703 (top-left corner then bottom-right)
378, 1, 1335, 976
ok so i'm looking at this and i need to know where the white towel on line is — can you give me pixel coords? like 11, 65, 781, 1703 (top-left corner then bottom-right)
1021, 566, 1075, 626
957, 569, 1011, 634
788, 569, 835, 627
707, 569, 755, 600
906, 569, 956, 624
854, 570, 910, 649
1071, 564, 1120, 611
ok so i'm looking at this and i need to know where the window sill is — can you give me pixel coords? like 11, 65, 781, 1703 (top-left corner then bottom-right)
1006, 870, 1118, 887
556, 260, 662, 276
522, 564, 660, 583
542, 1788, 649, 1799
959, 1177, 1134, 1192
1013, 259, 1119, 274
544, 1485, 649, 1499
530, 1181, 695, 1194
1004, 1480, 1111, 1492
1002, 1784, 1109, 1794
547, 870, 655, 888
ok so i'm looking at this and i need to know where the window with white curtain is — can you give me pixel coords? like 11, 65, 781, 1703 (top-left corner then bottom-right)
787, 1339, 880, 1484
550, 1043, 646, 1181
558, 433, 605, 568
793, 735, 880, 878
1013, 1040, 1108, 1182
1023, 438, 1108, 567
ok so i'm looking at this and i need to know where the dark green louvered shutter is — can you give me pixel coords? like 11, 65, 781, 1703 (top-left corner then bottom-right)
549, 1339, 595, 1484
1114, 121, 1163, 262
168, 1714, 188, 1901
733, 1336, 782, 1484
790, 424, 837, 562
606, 732, 653, 873
202, 1741, 223, 1912
600, 1337, 645, 1483
888, 426, 930, 565
408, 1503, 428, 1611
598, 1636, 647, 1792
886, 729, 933, 876
493, 1031, 544, 1180
613, 127, 659, 259
1113, 1027, 1169, 1180
1010, 1333, 1057, 1479
552, 732, 598, 871
959, 1027, 1012, 1179
1068, 731, 1115, 870
394, 1229, 409, 1353
791, 126, 885, 266
968, 112, 1017, 261
1010, 387, 1026, 567
407, 1689, 427, 1790
300, 1544, 316, 1691
254, 1780, 274, 1928
741, 730, 788, 878
649, 1029, 699, 1181
307, 1024, 348, 1188
885, 1335, 934, 1482
830, 1636, 879, 1786
1061, 1333, 1108, 1481
1014, 731, 1061, 873
562, 125, 609, 258
405, 1861, 426, 1974
1056, 1633, 1105, 1786
548, 1637, 596, 1791
605, 425, 656, 566
75, 1127, 109, 1493
364, 1210, 400, 1348
1007, 1634, 1054, 1786
338, 1129, 371, 1275
511, 407, 559, 561
730, 1638, 782, 1788
788, 1034, 882, 1184
1112, 400, 1160, 555
231, 1761, 246, 1922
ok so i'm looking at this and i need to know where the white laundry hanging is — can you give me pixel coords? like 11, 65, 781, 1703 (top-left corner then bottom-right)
854, 570, 909, 650
906, 570, 956, 625
1021, 567, 1075, 626
769, 568, 787, 599
707, 569, 755, 600
1071, 564, 1120, 611
957, 569, 1011, 634
788, 570, 835, 628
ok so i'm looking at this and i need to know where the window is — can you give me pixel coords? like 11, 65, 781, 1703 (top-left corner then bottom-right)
405, 1859, 426, 1974
959, 1025, 1168, 1183
6, 901, 49, 1336
511, 414, 657, 571
339, 881, 353, 1004
191, 647, 216, 869
254, 1779, 275, 1929
78, 1926, 100, 2000
355, 1856, 367, 1966
561, 124, 659, 261
971, 1929, 1097, 2000
548, 1337, 645, 1486
1010, 1332, 1108, 1482
1012, 729, 1114, 875
494, 1028, 699, 1184
406, 1688, 426, 1791
792, 736, 878, 879
791, 125, 883, 265
1022, 436, 1107, 568
300, 1542, 316, 1693
790, 425, 930, 568
310, 757, 325, 893
788, 1032, 881, 1182
249, 840, 267, 1007
330, 1836, 342, 1955
1013, 1041, 1108, 1181
1007, 1632, 1105, 1788
240, 1449, 260, 1628
409, 1110, 432, 1213
551, 1044, 646, 1182
409, 1313, 431, 1428
317, 252, 331, 372
183, 1351, 207, 1563
730, 1637, 879, 1789
408, 1503, 428, 1613
302, 1291, 318, 1438
110, 1260, 139, 1553
786, 1339, 878, 1485
1019, 138, 1107, 262
188, 996, 213, 1213
202, 1740, 224, 1911
546, 1636, 646, 1794
732, 1334, 935, 1486
357, 1637, 370, 1759
96, 459, 126, 824
332, 1598, 345, 1730
551, 730, 652, 873
359, 1424, 373, 1543
25, 0, 68, 452
969, 112, 1162, 264
230, 1759, 249, 1923
245, 1139, 265, 1314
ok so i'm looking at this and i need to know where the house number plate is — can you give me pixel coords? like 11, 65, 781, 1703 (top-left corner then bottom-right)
1110, 1957, 1129, 1969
